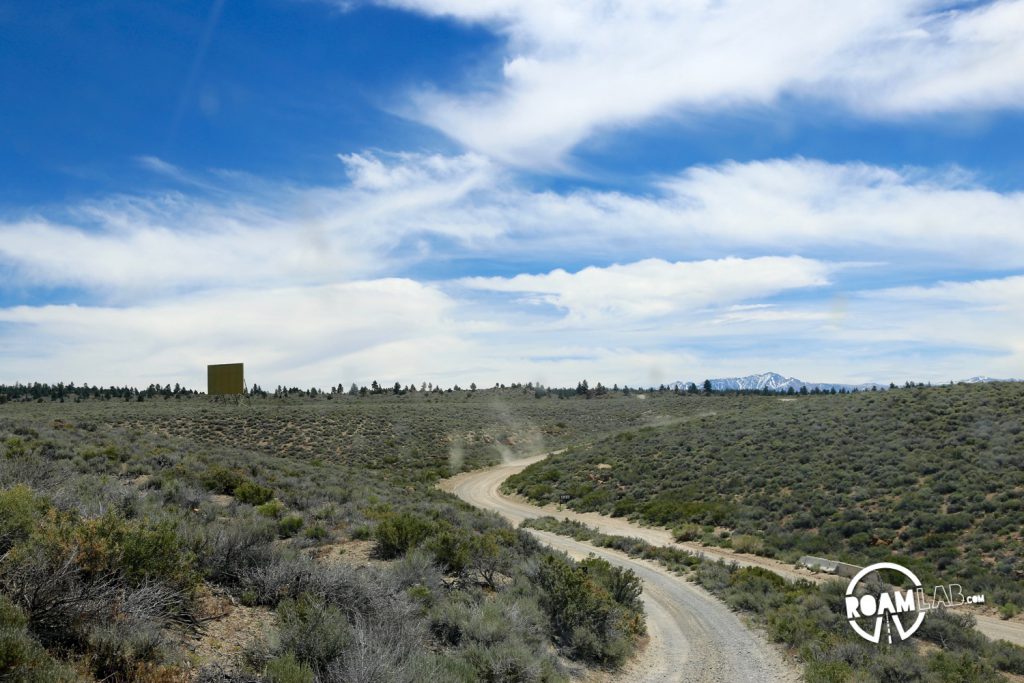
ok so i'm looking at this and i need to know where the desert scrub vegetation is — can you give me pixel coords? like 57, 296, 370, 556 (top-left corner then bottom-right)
0, 389, 661, 680
47, 384, 672, 479
696, 562, 1024, 682
527, 515, 1024, 681
506, 382, 1024, 611
523, 516, 703, 575
0, 485, 197, 680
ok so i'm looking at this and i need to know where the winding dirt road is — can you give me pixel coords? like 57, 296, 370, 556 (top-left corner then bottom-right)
440, 452, 1024, 681
440, 455, 800, 682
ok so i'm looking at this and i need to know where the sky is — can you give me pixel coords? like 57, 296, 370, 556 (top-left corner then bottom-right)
1, 0, 1024, 389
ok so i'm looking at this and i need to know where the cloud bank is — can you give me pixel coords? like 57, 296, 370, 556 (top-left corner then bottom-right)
2, 154, 1022, 298
2, 152, 1022, 387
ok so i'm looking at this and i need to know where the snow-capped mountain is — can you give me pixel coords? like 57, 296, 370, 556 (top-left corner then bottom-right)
670, 372, 884, 393
669, 372, 1022, 394
960, 376, 1021, 384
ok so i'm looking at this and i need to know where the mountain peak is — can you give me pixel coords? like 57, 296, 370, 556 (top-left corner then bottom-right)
671, 372, 883, 393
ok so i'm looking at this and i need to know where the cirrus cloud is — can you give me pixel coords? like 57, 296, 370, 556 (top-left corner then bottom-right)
1, 153, 1022, 301
365, 0, 1024, 165
460, 256, 833, 324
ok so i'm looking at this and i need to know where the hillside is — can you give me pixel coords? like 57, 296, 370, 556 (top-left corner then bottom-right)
504, 382, 1024, 609
0, 389, 662, 681
4, 384, 1023, 681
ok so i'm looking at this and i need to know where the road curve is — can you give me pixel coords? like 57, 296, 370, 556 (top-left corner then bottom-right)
440, 454, 815, 581
440, 454, 1024, 650
440, 456, 800, 683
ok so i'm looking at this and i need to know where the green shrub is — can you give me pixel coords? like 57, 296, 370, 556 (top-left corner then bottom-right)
195, 517, 277, 586
86, 622, 168, 681
276, 594, 350, 672
373, 512, 434, 559
265, 652, 314, 683
432, 653, 480, 682
611, 498, 636, 517
69, 514, 196, 588
200, 465, 245, 494
407, 584, 432, 606
468, 531, 513, 589
2, 436, 27, 458
9, 509, 197, 594
525, 484, 553, 500
926, 650, 996, 682
640, 493, 735, 527
257, 500, 285, 518
730, 534, 765, 555
235, 481, 274, 506
460, 640, 544, 682
0, 595, 77, 682
579, 557, 643, 613
303, 525, 328, 541
990, 640, 1024, 675
278, 515, 304, 538
428, 529, 471, 574
534, 554, 643, 666
804, 660, 853, 683
0, 485, 49, 552
766, 603, 818, 647
0, 595, 26, 630
918, 607, 986, 652
671, 523, 702, 542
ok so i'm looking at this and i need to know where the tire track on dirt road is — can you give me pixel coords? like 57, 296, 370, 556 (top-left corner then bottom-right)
440, 455, 800, 683
440, 452, 1024, 659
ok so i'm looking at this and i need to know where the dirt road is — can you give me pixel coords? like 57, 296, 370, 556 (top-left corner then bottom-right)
440, 456, 800, 682
440, 453, 816, 582
440, 452, 1024, 679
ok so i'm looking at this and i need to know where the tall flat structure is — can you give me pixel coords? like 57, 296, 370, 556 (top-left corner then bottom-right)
207, 363, 244, 395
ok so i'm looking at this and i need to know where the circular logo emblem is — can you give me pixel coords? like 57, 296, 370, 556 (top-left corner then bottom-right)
845, 562, 925, 643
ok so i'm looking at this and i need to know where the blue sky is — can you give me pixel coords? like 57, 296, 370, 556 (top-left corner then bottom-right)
2, 0, 1023, 388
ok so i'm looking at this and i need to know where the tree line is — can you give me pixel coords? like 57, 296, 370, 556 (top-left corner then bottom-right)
4, 377, 931, 404
0, 382, 198, 404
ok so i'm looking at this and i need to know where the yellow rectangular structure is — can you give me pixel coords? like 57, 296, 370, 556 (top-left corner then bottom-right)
207, 363, 244, 395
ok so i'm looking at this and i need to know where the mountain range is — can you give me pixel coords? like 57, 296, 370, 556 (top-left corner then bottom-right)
670, 372, 1021, 394
671, 372, 881, 394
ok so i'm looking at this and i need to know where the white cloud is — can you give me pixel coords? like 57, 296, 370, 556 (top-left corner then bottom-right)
365, 0, 1024, 165
874, 274, 1024, 307
852, 275, 1024, 356
136, 155, 184, 178
3, 152, 1023, 387
2, 263, 1022, 389
654, 159, 1024, 266
461, 256, 832, 323
338, 150, 494, 191
0, 279, 459, 388
0, 152, 499, 297
2, 154, 1022, 300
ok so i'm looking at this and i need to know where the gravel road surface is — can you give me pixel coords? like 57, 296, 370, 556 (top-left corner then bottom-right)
441, 456, 801, 682
440, 452, 1024, 680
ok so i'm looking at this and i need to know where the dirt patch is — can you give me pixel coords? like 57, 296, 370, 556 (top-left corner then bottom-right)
183, 586, 274, 677
576, 636, 651, 682
307, 538, 384, 568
